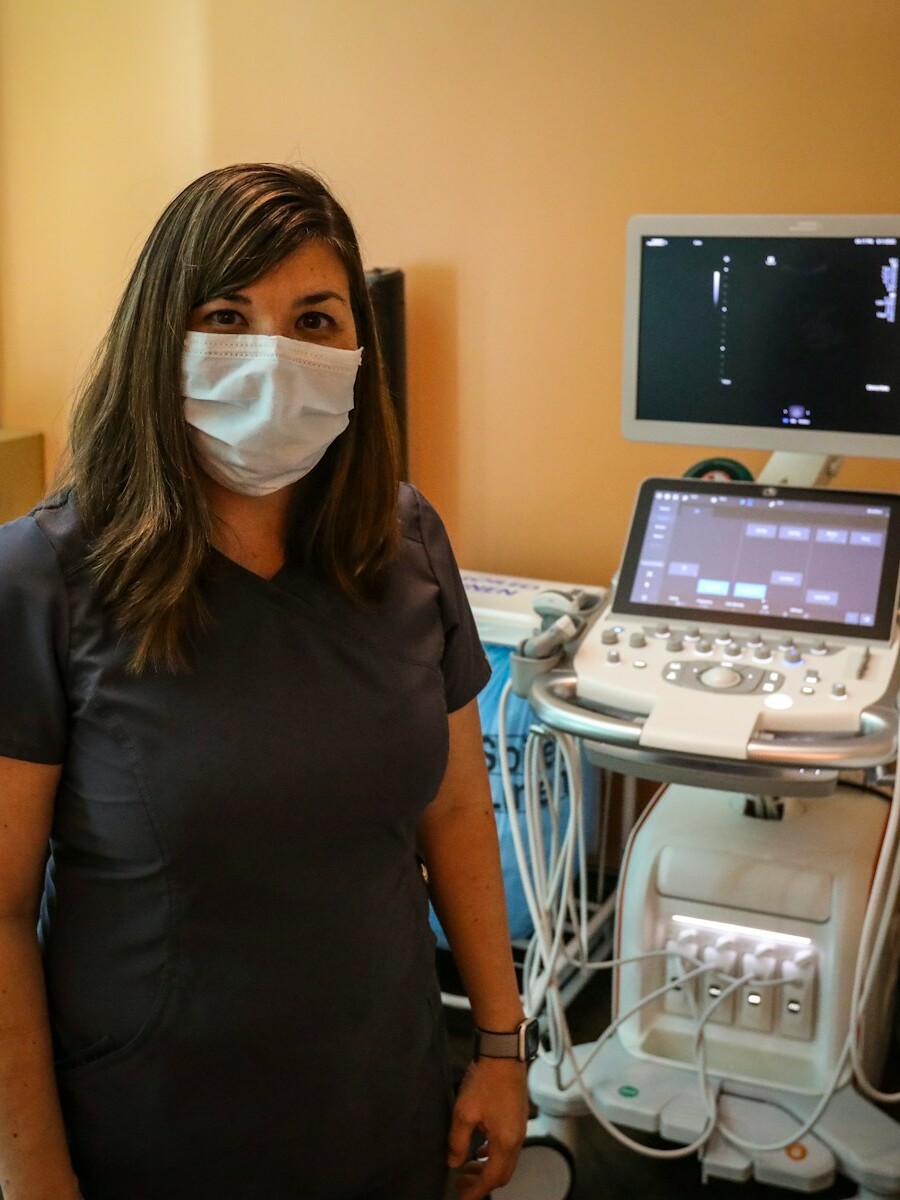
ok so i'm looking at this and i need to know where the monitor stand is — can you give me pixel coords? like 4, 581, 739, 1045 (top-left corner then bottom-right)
757, 452, 844, 488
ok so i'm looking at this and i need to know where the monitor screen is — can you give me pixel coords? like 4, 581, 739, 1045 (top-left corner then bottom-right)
613, 477, 900, 641
621, 215, 900, 458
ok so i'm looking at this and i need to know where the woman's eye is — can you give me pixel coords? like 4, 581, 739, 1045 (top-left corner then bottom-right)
206, 309, 244, 327
297, 311, 333, 332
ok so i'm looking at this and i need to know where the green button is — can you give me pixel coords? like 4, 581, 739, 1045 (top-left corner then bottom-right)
618, 1085, 640, 1098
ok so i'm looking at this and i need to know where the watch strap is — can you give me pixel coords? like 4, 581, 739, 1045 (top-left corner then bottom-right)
474, 1018, 539, 1062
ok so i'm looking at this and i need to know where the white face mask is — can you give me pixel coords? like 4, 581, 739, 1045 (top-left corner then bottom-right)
181, 332, 363, 496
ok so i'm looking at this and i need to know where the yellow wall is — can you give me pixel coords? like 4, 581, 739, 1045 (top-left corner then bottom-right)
2, 0, 900, 586
0, 0, 210, 473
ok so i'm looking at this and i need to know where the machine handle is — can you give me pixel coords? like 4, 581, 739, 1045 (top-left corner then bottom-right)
529, 672, 897, 769
529, 672, 644, 745
746, 707, 896, 767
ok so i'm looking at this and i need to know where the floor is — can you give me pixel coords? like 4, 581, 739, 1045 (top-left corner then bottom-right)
441, 948, 900, 1200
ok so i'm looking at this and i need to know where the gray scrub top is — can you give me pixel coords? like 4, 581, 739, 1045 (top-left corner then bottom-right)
0, 483, 490, 1200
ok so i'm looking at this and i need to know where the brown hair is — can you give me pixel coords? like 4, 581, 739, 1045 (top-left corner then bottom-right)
59, 163, 401, 673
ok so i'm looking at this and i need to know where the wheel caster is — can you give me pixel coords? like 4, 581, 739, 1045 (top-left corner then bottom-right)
492, 1135, 575, 1199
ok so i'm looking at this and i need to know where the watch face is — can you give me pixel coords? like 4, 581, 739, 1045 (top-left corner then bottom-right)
523, 1019, 540, 1060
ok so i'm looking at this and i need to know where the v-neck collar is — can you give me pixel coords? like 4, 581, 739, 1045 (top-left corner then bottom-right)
209, 546, 291, 588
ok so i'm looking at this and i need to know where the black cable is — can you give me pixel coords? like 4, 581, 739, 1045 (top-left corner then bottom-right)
837, 778, 893, 803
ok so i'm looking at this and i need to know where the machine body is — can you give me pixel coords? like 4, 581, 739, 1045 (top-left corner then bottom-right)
510, 477, 900, 1198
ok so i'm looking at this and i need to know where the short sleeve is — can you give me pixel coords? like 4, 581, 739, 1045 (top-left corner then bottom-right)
411, 489, 491, 713
0, 515, 69, 764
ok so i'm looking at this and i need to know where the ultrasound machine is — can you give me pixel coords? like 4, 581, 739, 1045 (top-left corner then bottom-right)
496, 216, 900, 1199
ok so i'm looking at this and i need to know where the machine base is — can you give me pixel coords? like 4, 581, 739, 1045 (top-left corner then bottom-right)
529, 1035, 900, 1197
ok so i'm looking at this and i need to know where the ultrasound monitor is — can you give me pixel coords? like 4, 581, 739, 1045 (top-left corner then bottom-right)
621, 215, 900, 460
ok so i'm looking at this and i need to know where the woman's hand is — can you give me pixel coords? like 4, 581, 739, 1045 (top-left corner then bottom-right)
447, 1057, 530, 1198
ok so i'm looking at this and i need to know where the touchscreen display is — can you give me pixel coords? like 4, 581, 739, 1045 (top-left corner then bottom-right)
614, 480, 900, 640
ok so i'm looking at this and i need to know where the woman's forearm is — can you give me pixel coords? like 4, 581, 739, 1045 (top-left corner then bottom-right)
0, 919, 81, 1200
418, 701, 525, 1032
420, 801, 525, 1031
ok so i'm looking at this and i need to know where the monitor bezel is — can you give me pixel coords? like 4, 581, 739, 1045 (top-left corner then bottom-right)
621, 214, 900, 459
612, 476, 900, 642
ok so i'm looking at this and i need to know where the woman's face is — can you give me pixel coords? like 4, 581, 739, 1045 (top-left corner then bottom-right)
187, 240, 358, 350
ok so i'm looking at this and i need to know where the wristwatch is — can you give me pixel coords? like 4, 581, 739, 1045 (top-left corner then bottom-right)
474, 1017, 540, 1063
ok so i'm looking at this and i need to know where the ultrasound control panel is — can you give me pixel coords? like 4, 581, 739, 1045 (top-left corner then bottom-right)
573, 479, 900, 761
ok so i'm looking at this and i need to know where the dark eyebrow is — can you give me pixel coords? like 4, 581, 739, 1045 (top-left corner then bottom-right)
293, 291, 348, 307
196, 289, 349, 308
199, 292, 251, 306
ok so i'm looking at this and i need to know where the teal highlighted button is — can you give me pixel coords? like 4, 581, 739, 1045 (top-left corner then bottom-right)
618, 1085, 640, 1098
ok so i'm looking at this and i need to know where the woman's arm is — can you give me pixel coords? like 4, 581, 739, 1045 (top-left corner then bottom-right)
417, 699, 529, 1200
0, 756, 82, 1200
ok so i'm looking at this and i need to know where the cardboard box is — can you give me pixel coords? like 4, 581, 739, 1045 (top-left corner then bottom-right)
0, 429, 44, 523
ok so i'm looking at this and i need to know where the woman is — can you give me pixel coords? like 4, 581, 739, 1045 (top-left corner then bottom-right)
0, 164, 530, 1200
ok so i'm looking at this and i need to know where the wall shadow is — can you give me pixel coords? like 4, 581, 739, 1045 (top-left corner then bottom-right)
401, 263, 461, 532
